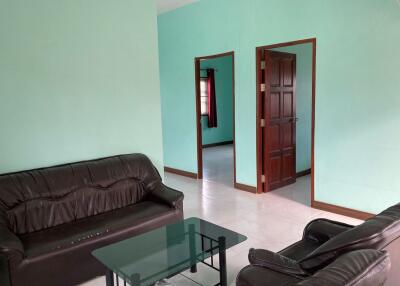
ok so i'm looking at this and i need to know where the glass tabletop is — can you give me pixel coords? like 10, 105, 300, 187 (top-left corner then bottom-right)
92, 217, 247, 286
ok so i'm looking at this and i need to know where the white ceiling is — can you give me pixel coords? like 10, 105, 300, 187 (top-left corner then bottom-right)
156, 0, 199, 15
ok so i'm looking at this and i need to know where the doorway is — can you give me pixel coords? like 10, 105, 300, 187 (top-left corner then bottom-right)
256, 39, 316, 205
194, 51, 236, 187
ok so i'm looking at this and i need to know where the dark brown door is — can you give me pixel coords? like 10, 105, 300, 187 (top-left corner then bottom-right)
263, 51, 296, 191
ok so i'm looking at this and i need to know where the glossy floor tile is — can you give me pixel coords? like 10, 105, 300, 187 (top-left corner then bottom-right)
82, 168, 362, 286
203, 145, 234, 187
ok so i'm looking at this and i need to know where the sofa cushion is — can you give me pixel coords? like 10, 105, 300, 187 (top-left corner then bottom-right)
295, 250, 390, 286
300, 204, 400, 272
236, 265, 301, 286
248, 248, 309, 277
279, 239, 322, 261
13, 200, 182, 286
0, 154, 162, 234
19, 201, 173, 258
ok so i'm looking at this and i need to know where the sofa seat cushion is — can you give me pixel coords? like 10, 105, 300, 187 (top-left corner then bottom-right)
20, 201, 175, 259
279, 239, 322, 261
237, 265, 301, 286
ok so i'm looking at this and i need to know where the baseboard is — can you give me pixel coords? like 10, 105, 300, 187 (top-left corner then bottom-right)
164, 167, 198, 179
312, 200, 374, 221
296, 168, 311, 178
234, 182, 257, 193
202, 140, 234, 149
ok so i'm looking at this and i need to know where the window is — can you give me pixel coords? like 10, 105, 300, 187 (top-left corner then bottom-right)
200, 78, 208, 115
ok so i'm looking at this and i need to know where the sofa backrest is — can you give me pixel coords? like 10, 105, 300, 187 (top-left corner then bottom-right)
0, 154, 162, 234
300, 204, 400, 273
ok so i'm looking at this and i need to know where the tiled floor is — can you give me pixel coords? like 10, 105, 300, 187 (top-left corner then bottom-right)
83, 146, 362, 286
203, 145, 234, 188
203, 144, 311, 207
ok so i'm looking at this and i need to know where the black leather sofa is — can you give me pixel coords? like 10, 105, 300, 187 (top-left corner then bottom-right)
237, 203, 400, 286
0, 154, 184, 286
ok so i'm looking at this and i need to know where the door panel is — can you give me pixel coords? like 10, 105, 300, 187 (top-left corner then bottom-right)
263, 51, 296, 191
269, 125, 280, 151
282, 122, 293, 148
270, 93, 280, 119
270, 59, 281, 86
283, 92, 294, 117
282, 153, 295, 180
269, 156, 281, 185
283, 59, 294, 87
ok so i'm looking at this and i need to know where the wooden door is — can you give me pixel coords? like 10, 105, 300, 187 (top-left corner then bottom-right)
263, 51, 297, 191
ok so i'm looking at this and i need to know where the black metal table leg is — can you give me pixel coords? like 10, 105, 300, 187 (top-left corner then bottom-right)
218, 236, 227, 286
106, 270, 114, 286
188, 224, 198, 273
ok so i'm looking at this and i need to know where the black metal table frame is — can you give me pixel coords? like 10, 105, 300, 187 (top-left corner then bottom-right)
105, 224, 228, 286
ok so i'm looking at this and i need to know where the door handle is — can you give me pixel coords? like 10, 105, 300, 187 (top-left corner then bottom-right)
289, 117, 299, 123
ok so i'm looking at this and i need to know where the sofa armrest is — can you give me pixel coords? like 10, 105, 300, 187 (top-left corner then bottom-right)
303, 219, 354, 244
294, 249, 390, 286
248, 248, 308, 277
0, 226, 24, 258
148, 185, 184, 209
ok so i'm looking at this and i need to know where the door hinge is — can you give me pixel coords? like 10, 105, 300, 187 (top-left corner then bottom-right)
260, 84, 266, 92
261, 175, 266, 183
261, 61, 266, 70
260, 119, 265, 128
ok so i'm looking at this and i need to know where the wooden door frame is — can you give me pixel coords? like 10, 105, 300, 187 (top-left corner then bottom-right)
256, 38, 316, 203
194, 51, 237, 185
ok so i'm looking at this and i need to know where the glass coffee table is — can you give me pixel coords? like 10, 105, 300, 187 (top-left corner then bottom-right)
92, 217, 247, 286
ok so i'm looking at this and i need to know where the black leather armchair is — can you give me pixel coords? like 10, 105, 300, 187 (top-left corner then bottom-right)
238, 249, 390, 286
237, 203, 400, 286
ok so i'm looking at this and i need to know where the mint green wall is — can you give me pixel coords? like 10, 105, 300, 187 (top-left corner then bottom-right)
158, 0, 400, 214
271, 44, 312, 173
0, 0, 164, 175
200, 55, 233, 145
